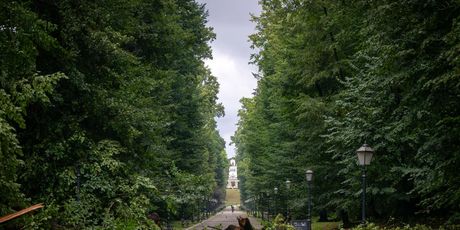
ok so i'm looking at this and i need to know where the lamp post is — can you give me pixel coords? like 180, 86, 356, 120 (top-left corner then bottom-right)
306, 170, 313, 230
356, 143, 374, 225
274, 187, 278, 218
253, 195, 256, 217
266, 192, 270, 221
205, 196, 209, 218
254, 195, 258, 217
259, 193, 264, 220
286, 179, 291, 220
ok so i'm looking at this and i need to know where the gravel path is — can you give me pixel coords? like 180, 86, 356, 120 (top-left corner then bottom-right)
186, 206, 262, 230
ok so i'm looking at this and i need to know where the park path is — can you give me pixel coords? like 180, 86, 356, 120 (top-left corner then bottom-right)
186, 206, 263, 230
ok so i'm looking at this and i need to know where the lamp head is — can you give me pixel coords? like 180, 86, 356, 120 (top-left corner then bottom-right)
306, 170, 313, 182
286, 179, 291, 189
356, 143, 374, 166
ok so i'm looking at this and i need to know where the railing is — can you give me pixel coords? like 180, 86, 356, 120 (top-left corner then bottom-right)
0, 203, 44, 223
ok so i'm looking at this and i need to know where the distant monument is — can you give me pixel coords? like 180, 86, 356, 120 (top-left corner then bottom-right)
227, 158, 239, 189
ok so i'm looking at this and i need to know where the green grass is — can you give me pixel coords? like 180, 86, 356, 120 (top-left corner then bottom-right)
170, 221, 185, 230
312, 221, 340, 230
171, 219, 202, 230
225, 189, 240, 205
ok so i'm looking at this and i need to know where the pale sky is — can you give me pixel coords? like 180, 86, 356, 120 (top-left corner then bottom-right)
196, 0, 261, 158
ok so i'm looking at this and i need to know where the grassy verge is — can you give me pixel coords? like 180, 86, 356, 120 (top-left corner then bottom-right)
171, 219, 202, 230
225, 189, 240, 205
312, 221, 340, 230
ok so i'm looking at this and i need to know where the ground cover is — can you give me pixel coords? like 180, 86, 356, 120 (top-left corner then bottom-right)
312, 221, 340, 230
225, 189, 240, 205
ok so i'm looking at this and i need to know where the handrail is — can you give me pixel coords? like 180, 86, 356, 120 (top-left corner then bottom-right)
0, 203, 44, 223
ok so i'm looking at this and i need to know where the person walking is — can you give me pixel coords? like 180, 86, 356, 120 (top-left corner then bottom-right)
231, 205, 234, 213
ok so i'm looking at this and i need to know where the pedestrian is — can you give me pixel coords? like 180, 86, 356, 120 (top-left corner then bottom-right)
231, 205, 234, 213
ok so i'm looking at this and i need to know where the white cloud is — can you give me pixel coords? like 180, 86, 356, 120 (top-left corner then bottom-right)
196, 0, 261, 159
204, 49, 257, 158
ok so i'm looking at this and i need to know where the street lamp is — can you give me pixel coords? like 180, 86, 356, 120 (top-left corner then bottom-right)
306, 170, 313, 230
266, 192, 270, 221
356, 143, 374, 225
274, 187, 278, 217
255, 194, 259, 217
285, 179, 291, 219
286, 179, 291, 189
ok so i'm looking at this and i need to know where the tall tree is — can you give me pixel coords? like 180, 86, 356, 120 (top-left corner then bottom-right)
0, 0, 63, 218
1, 0, 226, 228
236, 0, 460, 224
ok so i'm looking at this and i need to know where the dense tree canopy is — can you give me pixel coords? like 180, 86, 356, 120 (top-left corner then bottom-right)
235, 0, 460, 225
1, 0, 227, 229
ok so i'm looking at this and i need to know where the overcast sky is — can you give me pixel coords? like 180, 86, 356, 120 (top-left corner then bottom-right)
196, 0, 261, 158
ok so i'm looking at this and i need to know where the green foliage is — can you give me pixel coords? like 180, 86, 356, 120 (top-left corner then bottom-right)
235, 0, 460, 226
1, 0, 226, 228
262, 214, 295, 230
351, 223, 460, 230
0, 0, 66, 218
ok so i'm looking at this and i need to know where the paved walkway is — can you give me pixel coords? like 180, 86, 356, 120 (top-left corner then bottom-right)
186, 206, 262, 230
